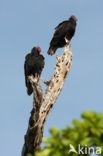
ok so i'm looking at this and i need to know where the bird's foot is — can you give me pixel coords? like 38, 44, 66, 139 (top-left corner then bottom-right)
28, 75, 39, 84
64, 37, 70, 45
33, 74, 40, 83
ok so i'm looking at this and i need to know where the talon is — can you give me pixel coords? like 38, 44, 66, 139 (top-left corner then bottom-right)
64, 37, 70, 45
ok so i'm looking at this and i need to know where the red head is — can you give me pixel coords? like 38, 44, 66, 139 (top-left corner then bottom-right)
69, 15, 77, 22
36, 47, 41, 54
31, 46, 41, 55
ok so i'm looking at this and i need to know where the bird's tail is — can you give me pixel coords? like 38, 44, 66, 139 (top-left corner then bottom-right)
27, 81, 33, 96
47, 47, 57, 55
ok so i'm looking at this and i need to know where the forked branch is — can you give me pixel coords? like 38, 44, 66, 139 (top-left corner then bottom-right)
21, 45, 72, 156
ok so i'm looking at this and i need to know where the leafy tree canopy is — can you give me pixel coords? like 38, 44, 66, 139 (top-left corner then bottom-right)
35, 111, 103, 156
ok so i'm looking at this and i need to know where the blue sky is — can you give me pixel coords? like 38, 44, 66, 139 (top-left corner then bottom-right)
0, 0, 103, 155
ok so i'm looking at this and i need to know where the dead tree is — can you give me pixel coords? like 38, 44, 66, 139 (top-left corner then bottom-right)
21, 45, 73, 156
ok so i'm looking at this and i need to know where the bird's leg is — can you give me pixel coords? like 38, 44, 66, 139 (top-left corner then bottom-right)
34, 73, 40, 83
64, 37, 70, 45
29, 74, 38, 83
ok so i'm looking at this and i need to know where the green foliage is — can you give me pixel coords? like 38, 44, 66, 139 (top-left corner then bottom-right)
36, 111, 103, 156
26, 154, 33, 156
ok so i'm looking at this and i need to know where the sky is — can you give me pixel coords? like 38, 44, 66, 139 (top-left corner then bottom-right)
0, 0, 103, 155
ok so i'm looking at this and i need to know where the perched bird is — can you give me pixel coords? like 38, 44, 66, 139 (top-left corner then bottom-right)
48, 15, 77, 55
24, 47, 45, 95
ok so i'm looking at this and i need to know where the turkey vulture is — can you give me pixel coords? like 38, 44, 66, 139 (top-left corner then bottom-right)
47, 15, 77, 55
24, 47, 45, 95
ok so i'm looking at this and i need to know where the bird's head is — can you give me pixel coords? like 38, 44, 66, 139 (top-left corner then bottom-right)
69, 15, 77, 22
36, 46, 41, 54
31, 46, 41, 55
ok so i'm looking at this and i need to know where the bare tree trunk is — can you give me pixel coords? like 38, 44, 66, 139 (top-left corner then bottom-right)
21, 45, 72, 156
